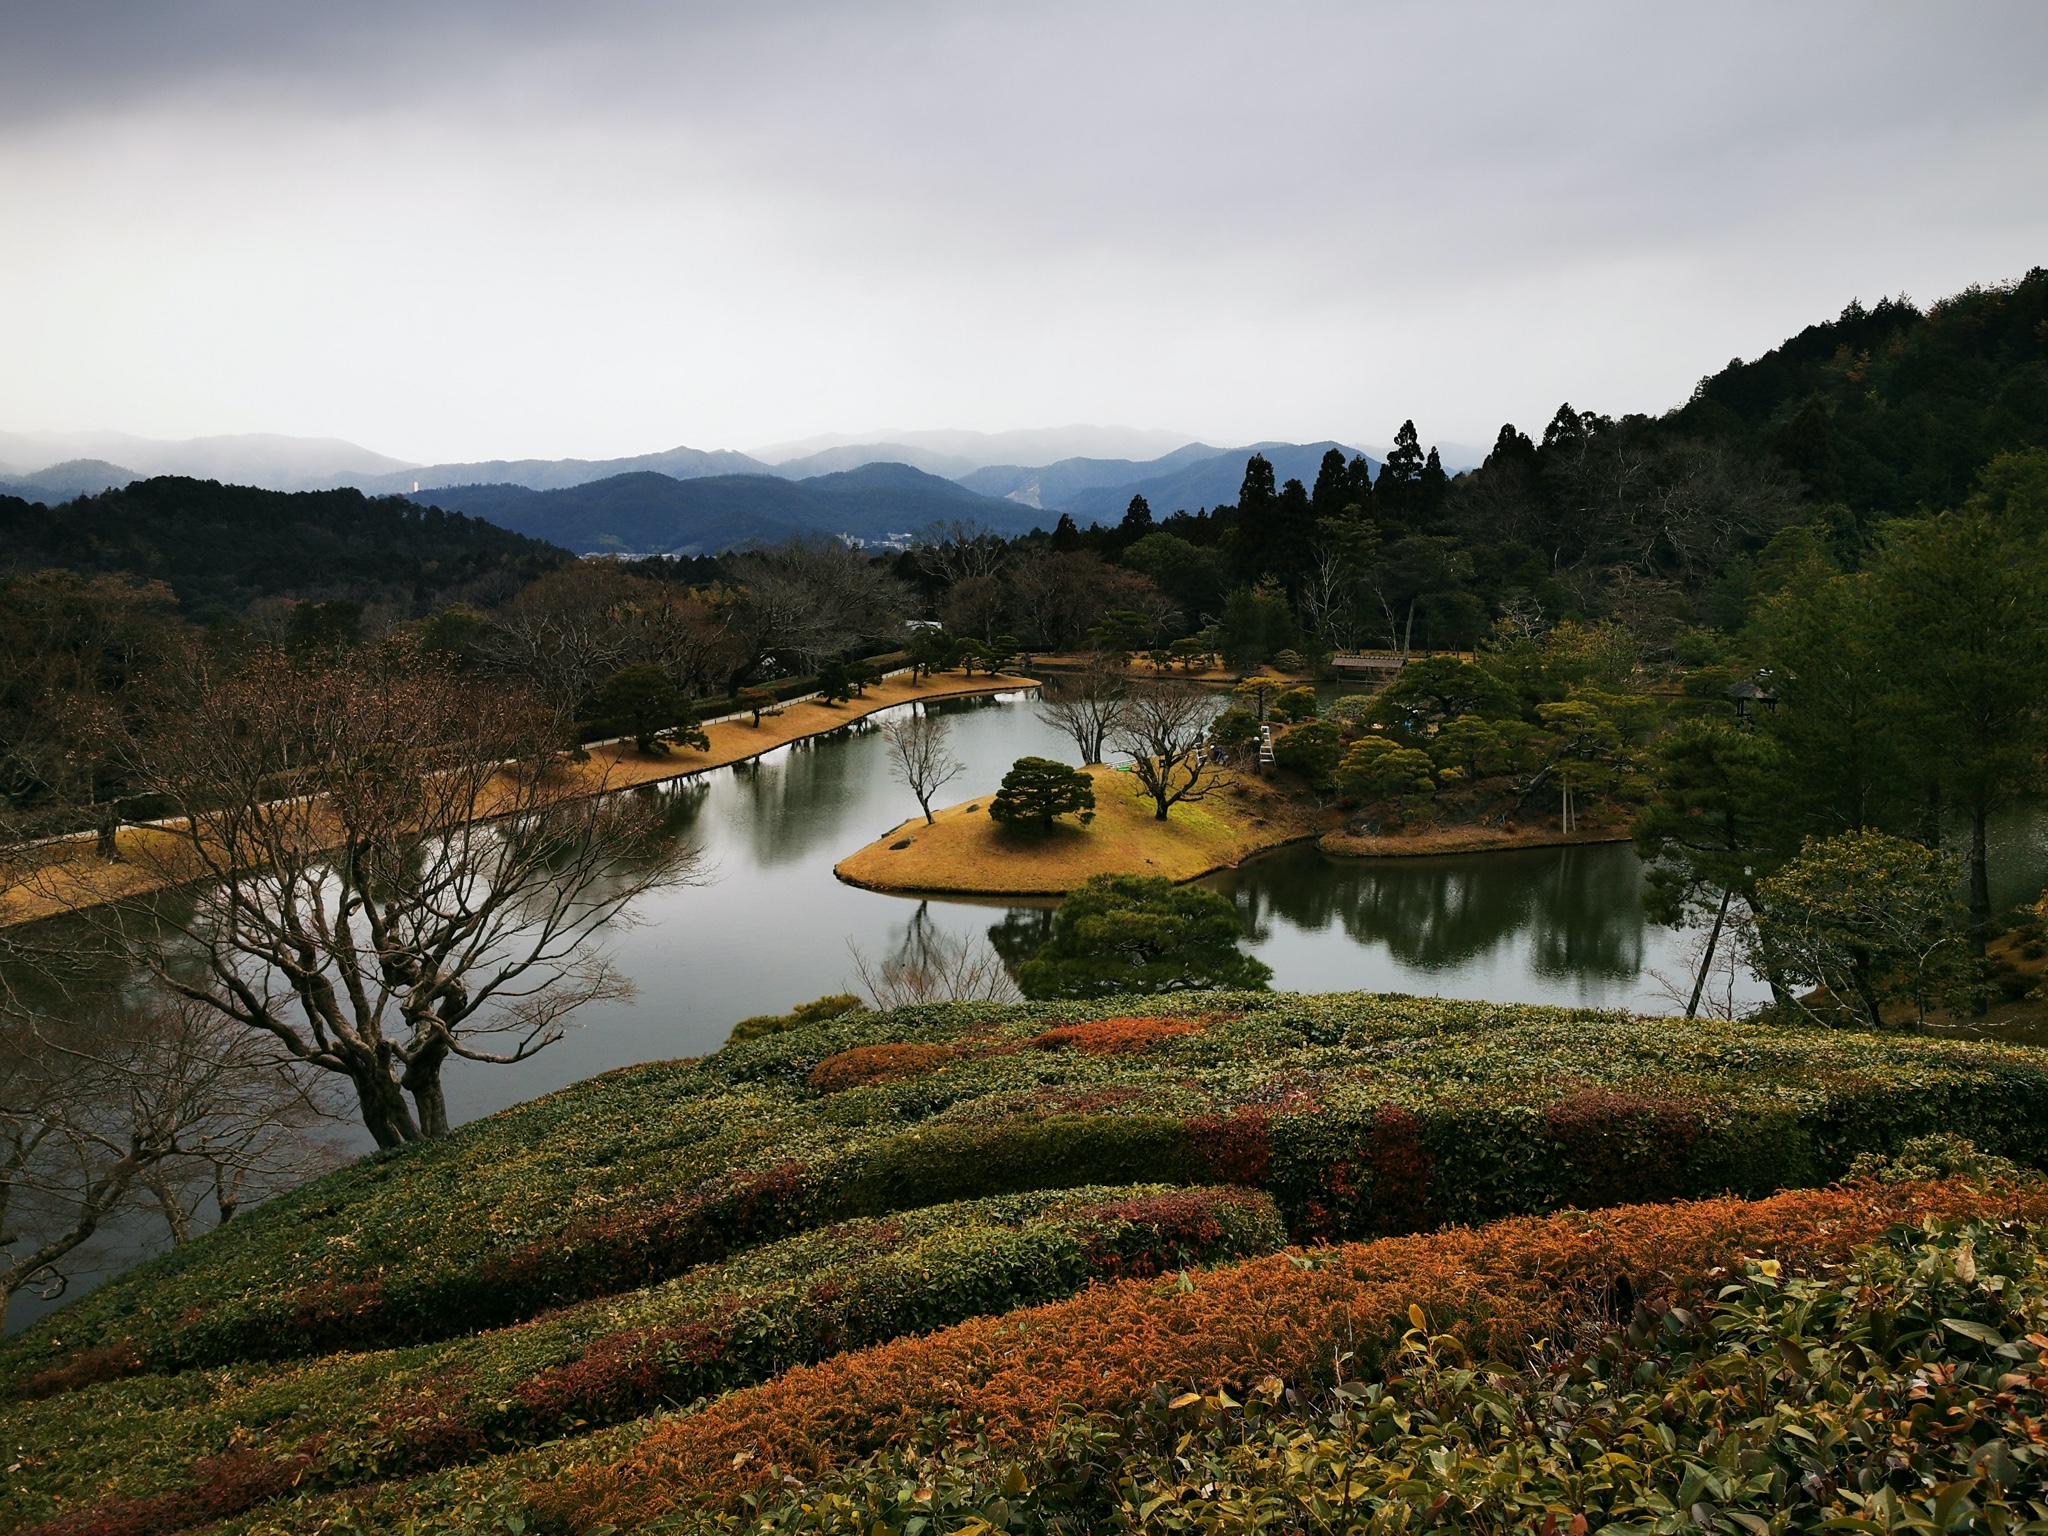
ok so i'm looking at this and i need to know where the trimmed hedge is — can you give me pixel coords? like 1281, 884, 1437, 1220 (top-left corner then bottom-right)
8, 994, 2048, 1389
0, 1186, 1282, 1536
696, 1204, 2048, 1536
543, 1176, 2048, 1530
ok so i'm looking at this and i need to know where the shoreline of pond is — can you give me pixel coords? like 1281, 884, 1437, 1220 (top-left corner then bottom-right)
0, 672, 1037, 929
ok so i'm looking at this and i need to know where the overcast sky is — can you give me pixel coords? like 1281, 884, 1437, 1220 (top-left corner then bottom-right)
2, 1, 2044, 464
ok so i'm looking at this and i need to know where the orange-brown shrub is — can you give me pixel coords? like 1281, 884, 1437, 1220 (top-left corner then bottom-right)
1027, 1016, 1204, 1054
14, 1341, 146, 1402
808, 1043, 956, 1093
543, 1180, 2048, 1532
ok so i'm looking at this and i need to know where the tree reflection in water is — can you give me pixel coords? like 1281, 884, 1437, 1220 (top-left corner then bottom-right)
1205, 842, 1645, 979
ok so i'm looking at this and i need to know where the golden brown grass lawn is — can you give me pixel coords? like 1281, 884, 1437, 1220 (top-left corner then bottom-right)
0, 672, 1030, 927
834, 764, 1319, 896
579, 671, 1031, 789
1318, 816, 1633, 858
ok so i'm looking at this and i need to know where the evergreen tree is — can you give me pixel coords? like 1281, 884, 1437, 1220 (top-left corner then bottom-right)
1310, 448, 1350, 518
1344, 452, 1377, 515
1051, 513, 1082, 552
1486, 423, 1537, 470
1016, 873, 1272, 998
1119, 494, 1154, 536
1419, 447, 1450, 520
1230, 454, 1279, 580
1876, 483, 2048, 947
1271, 476, 1316, 589
1375, 421, 1426, 522
989, 756, 1096, 833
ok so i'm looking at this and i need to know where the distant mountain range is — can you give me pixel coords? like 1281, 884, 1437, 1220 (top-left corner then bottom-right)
0, 458, 141, 504
1059, 441, 1374, 522
0, 430, 410, 491
0, 428, 1418, 557
412, 462, 1044, 556
409, 442, 1385, 557
748, 425, 1198, 472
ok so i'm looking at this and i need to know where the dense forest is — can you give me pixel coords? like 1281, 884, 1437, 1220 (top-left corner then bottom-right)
0, 477, 569, 621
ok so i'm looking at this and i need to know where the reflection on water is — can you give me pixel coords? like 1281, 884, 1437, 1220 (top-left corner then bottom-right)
1220, 842, 1645, 978
1202, 840, 1709, 1012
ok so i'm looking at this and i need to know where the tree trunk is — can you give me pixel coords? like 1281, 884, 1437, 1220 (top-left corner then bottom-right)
403, 1034, 454, 1139
409, 1070, 451, 1140
1969, 804, 1992, 955
1686, 887, 1732, 1019
351, 1068, 422, 1149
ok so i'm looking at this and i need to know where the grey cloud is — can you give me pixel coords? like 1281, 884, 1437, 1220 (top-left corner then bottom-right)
1, 2, 2044, 455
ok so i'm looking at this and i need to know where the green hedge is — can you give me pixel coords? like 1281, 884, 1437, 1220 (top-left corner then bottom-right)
8, 994, 2048, 1390
0, 1186, 1283, 1535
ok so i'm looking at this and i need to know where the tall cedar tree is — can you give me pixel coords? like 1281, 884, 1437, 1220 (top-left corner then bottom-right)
1229, 454, 1278, 583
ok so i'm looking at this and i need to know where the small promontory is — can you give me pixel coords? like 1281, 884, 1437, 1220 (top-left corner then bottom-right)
833, 764, 1319, 896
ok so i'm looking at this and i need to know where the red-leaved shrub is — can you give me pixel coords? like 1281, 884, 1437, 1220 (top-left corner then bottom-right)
1028, 1017, 1205, 1054
809, 1044, 956, 1093
542, 1179, 2048, 1532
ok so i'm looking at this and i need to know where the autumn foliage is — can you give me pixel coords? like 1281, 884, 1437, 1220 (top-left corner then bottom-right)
545, 1179, 2048, 1531
1027, 1015, 1208, 1053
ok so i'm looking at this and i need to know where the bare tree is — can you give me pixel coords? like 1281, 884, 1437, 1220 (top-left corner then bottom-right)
480, 562, 737, 714
99, 643, 704, 1149
1, 996, 330, 1328
881, 709, 965, 826
716, 541, 908, 689
0, 569, 192, 855
914, 522, 1010, 587
1110, 680, 1226, 821
1038, 667, 1128, 765
848, 904, 1018, 1009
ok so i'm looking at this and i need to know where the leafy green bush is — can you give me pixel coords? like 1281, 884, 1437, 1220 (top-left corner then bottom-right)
1271, 718, 1342, 784
1267, 685, 1318, 723
726, 993, 867, 1045
1014, 875, 1272, 998
0, 1186, 1282, 1534
9, 993, 2048, 1391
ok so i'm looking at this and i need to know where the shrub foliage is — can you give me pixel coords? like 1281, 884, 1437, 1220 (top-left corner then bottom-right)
8, 994, 2048, 1392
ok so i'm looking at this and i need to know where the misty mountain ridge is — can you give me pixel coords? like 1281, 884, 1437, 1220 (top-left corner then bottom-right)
0, 458, 141, 503
0, 430, 410, 490
413, 461, 1041, 558
344, 444, 772, 497
1059, 440, 1377, 523
748, 424, 1197, 470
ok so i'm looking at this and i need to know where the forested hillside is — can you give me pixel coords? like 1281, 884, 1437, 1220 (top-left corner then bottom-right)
0, 476, 569, 620
1675, 271, 2048, 524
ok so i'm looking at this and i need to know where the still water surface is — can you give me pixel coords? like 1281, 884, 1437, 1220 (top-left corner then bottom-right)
436, 689, 1767, 1125
17, 687, 2048, 1329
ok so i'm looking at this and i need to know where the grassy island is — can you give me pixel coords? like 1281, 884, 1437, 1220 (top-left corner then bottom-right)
834, 763, 1322, 896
